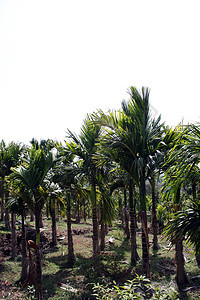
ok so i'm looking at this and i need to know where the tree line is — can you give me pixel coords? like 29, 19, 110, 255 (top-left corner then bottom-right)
1, 86, 200, 299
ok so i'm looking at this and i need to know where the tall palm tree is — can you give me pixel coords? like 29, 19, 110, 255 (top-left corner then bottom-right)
11, 147, 54, 300
163, 122, 200, 283
6, 188, 30, 283
53, 159, 78, 266
48, 183, 63, 247
64, 114, 102, 258
97, 86, 163, 277
0, 141, 24, 228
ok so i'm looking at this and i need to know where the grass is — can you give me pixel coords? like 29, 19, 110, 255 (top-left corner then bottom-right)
0, 218, 200, 299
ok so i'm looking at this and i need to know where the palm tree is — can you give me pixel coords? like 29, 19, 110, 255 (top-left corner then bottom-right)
97, 86, 163, 276
163, 122, 200, 283
165, 203, 200, 264
53, 161, 77, 266
48, 183, 63, 247
11, 147, 55, 300
66, 189, 76, 265
64, 115, 102, 258
0, 141, 24, 228
6, 189, 30, 283
96, 167, 115, 252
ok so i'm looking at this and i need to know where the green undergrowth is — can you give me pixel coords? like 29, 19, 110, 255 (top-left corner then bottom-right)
0, 219, 200, 299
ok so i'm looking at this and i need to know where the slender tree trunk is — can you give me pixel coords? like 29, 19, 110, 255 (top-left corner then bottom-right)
39, 210, 43, 228
140, 172, 150, 278
100, 202, 106, 252
174, 188, 188, 286
83, 201, 87, 222
192, 183, 200, 266
51, 199, 57, 247
92, 207, 99, 257
91, 172, 99, 258
21, 213, 28, 284
35, 205, 43, 300
11, 212, 17, 260
151, 178, 159, 250
30, 210, 34, 222
76, 195, 80, 224
175, 238, 189, 285
124, 188, 130, 239
5, 189, 10, 230
46, 201, 49, 219
100, 222, 106, 251
66, 193, 75, 265
129, 181, 140, 264
0, 178, 5, 221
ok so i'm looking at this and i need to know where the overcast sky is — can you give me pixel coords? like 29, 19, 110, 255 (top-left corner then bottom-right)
0, 0, 200, 145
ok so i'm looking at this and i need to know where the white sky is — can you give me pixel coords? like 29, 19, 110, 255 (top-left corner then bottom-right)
0, 0, 200, 145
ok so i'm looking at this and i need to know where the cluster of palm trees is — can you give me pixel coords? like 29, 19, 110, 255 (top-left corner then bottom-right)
1, 86, 200, 299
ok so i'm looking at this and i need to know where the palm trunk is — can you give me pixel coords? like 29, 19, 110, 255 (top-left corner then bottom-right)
192, 183, 200, 266
175, 237, 189, 285
51, 199, 57, 247
21, 212, 28, 284
83, 201, 87, 222
30, 210, 34, 222
100, 202, 106, 252
0, 178, 5, 221
129, 181, 139, 264
140, 172, 150, 278
100, 222, 106, 251
46, 201, 49, 219
39, 210, 43, 228
124, 188, 130, 239
174, 188, 189, 285
151, 178, 159, 250
11, 212, 17, 260
35, 205, 43, 300
92, 206, 99, 257
66, 193, 75, 265
76, 195, 80, 223
5, 189, 10, 230
91, 172, 99, 258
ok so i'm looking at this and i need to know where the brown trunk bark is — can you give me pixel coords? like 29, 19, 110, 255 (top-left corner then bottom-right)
30, 210, 34, 222
175, 238, 189, 286
21, 213, 28, 284
124, 188, 130, 239
35, 206, 43, 300
11, 212, 16, 260
46, 202, 49, 219
67, 206, 75, 265
76, 195, 80, 223
140, 170, 150, 278
151, 178, 159, 250
141, 211, 150, 277
36, 247, 43, 300
51, 201, 57, 247
100, 222, 106, 251
129, 181, 140, 264
0, 178, 5, 221
83, 202, 87, 222
92, 207, 99, 257
5, 189, 10, 230
39, 210, 43, 228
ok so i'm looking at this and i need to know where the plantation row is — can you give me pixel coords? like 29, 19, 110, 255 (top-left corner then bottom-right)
0, 86, 200, 299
